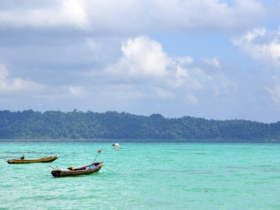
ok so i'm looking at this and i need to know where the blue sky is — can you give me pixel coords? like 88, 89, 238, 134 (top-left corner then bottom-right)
0, 0, 280, 122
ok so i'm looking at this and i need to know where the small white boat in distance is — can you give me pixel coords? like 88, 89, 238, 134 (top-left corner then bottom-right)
112, 143, 120, 147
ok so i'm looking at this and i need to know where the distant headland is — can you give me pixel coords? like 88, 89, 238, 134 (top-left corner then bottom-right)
0, 109, 279, 140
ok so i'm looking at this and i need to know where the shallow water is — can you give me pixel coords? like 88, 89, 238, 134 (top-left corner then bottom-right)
1, 140, 280, 209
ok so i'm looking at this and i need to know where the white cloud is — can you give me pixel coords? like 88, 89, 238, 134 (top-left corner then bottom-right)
0, 0, 90, 29
69, 86, 86, 96
0, 65, 9, 79
0, 1, 278, 123
243, 28, 266, 42
202, 57, 220, 67
265, 85, 280, 104
177, 56, 193, 64
0, 63, 89, 101
0, 64, 40, 93
265, 74, 280, 105
172, 66, 206, 90
104, 36, 236, 102
106, 36, 171, 80
89, 0, 265, 34
232, 28, 280, 68
0, 0, 266, 34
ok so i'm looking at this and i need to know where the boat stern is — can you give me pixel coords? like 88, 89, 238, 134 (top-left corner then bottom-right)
51, 170, 61, 177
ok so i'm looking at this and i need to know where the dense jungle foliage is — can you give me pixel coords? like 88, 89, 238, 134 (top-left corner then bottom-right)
0, 109, 279, 139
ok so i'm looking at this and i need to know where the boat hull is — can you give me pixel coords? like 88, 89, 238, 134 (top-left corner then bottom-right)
7, 155, 59, 164
51, 162, 103, 177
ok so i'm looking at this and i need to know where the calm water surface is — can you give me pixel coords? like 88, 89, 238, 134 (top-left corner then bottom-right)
1, 140, 280, 209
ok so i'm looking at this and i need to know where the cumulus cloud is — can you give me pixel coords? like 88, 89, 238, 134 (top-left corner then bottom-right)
0, 0, 90, 29
232, 28, 280, 68
0, 1, 278, 123
106, 36, 171, 80
0, 0, 266, 34
0, 32, 275, 122
232, 27, 280, 108
104, 36, 237, 104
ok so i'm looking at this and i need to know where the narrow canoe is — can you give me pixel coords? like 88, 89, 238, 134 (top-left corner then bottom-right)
51, 162, 103, 177
7, 155, 59, 164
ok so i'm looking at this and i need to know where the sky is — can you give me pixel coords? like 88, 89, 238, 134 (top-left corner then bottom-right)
0, 0, 280, 123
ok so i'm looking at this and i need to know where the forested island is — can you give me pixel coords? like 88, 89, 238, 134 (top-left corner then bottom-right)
0, 109, 279, 140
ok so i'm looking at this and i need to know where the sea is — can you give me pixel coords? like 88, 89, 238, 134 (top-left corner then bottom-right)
1, 139, 280, 210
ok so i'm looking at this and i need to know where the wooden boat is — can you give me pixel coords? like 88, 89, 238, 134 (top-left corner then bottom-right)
7, 155, 59, 164
51, 162, 104, 177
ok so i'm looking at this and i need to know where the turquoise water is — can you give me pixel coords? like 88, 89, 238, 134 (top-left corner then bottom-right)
1, 140, 280, 209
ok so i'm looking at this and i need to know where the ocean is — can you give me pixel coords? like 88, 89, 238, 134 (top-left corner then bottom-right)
1, 139, 280, 209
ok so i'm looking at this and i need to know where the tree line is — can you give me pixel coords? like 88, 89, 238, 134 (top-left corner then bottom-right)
0, 109, 279, 140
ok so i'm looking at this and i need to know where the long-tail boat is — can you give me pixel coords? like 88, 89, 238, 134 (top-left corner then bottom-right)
51, 162, 103, 177
7, 155, 59, 164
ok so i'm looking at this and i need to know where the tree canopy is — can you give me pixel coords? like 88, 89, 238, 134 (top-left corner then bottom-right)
0, 109, 279, 140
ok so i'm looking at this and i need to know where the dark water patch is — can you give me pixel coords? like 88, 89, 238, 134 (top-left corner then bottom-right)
225, 166, 240, 168
22, 195, 46, 200
255, 165, 272, 168
27, 152, 55, 154
258, 169, 280, 173
1, 139, 280, 144
182, 188, 222, 193
186, 170, 214, 175
173, 149, 190, 150
225, 166, 254, 170
252, 166, 280, 172
173, 149, 206, 151
225, 165, 280, 173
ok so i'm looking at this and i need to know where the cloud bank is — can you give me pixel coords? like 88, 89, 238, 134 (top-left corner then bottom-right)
102, 37, 246, 106
0, 0, 279, 123
0, 0, 266, 34
233, 28, 280, 68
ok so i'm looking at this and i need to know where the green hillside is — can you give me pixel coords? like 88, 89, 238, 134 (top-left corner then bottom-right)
0, 109, 279, 140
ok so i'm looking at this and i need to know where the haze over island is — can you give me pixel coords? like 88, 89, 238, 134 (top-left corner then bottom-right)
0, 0, 280, 123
